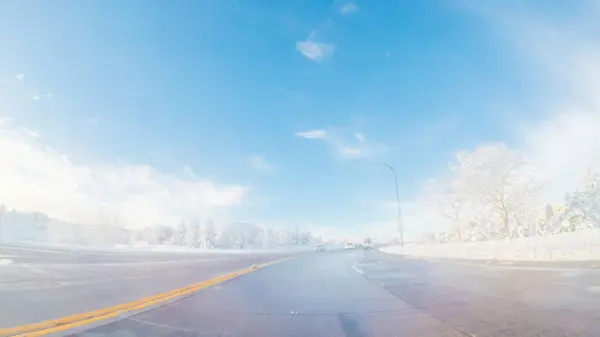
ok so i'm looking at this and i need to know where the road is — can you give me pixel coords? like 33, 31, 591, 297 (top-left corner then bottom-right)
0, 245, 297, 329
4, 247, 600, 336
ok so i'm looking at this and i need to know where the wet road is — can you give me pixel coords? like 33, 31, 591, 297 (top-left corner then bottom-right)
64, 250, 600, 337
0, 245, 296, 328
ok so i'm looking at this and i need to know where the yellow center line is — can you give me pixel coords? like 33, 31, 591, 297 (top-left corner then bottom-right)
0, 257, 292, 337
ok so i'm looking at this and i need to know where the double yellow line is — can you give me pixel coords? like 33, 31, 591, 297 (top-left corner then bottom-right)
0, 259, 288, 337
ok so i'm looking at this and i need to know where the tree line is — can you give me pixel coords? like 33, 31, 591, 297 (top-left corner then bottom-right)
421, 143, 600, 243
129, 220, 323, 249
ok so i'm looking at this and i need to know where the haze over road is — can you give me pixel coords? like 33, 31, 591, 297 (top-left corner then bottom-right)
4, 246, 600, 336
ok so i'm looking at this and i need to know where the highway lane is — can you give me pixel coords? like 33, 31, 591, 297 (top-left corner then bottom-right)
0, 245, 297, 328
66, 249, 600, 337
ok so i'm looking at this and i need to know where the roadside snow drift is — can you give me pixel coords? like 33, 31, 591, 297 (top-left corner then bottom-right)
381, 229, 600, 262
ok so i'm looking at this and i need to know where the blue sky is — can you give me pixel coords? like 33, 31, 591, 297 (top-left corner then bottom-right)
2, 0, 599, 239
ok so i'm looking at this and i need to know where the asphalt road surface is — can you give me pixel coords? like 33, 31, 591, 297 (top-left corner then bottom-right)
0, 245, 297, 329
5, 247, 600, 336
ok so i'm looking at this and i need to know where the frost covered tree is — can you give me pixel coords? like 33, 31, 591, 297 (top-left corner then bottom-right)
423, 177, 470, 241
172, 221, 187, 246
440, 144, 544, 239
243, 223, 264, 249
276, 228, 294, 246
262, 227, 278, 249
218, 222, 265, 249
155, 225, 175, 244
563, 169, 600, 231
202, 220, 217, 248
186, 220, 201, 247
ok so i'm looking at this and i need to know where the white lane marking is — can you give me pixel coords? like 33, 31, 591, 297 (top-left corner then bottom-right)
352, 265, 364, 275
0, 258, 15, 265
128, 316, 200, 333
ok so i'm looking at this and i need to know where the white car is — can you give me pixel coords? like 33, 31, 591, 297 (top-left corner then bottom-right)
344, 243, 354, 250
314, 245, 324, 252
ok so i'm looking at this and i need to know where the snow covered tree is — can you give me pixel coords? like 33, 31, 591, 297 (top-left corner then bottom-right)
450, 144, 544, 238
218, 223, 238, 248
262, 227, 277, 249
291, 227, 301, 245
562, 168, 600, 231
202, 220, 217, 248
186, 220, 201, 248
276, 228, 293, 246
172, 221, 187, 246
155, 225, 174, 244
422, 177, 470, 241
243, 223, 263, 249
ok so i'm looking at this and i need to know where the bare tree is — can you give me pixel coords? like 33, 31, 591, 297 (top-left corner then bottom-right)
423, 177, 469, 241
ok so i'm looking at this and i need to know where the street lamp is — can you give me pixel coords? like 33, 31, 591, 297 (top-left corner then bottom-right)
381, 163, 404, 247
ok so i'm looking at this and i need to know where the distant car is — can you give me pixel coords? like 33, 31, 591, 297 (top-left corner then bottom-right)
344, 243, 354, 250
314, 245, 324, 252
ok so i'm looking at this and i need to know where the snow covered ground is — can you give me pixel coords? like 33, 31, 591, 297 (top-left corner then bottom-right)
381, 229, 600, 262
0, 240, 343, 257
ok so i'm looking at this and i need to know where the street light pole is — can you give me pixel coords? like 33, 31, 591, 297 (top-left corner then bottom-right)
381, 163, 403, 247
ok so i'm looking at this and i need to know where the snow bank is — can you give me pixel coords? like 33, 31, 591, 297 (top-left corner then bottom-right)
122, 244, 340, 254
0, 258, 14, 265
2, 241, 337, 255
381, 229, 600, 262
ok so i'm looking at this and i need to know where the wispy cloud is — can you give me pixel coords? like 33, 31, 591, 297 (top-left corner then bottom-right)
295, 127, 386, 160
0, 121, 249, 227
295, 129, 328, 139
9, 74, 51, 101
354, 132, 365, 142
466, 2, 600, 202
32, 92, 52, 101
340, 3, 359, 15
14, 73, 25, 87
296, 32, 334, 62
248, 154, 273, 172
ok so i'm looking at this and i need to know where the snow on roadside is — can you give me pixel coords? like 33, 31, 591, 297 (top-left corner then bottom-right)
2, 241, 338, 255
0, 258, 15, 265
127, 243, 342, 254
381, 229, 600, 262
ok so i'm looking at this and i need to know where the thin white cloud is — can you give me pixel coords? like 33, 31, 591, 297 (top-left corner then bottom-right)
296, 128, 386, 160
354, 132, 365, 142
0, 122, 249, 228
296, 32, 334, 62
9, 74, 51, 100
341, 3, 359, 15
295, 129, 328, 139
337, 144, 367, 159
248, 155, 272, 172
18, 126, 40, 138
334, 131, 386, 159
15, 73, 25, 86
